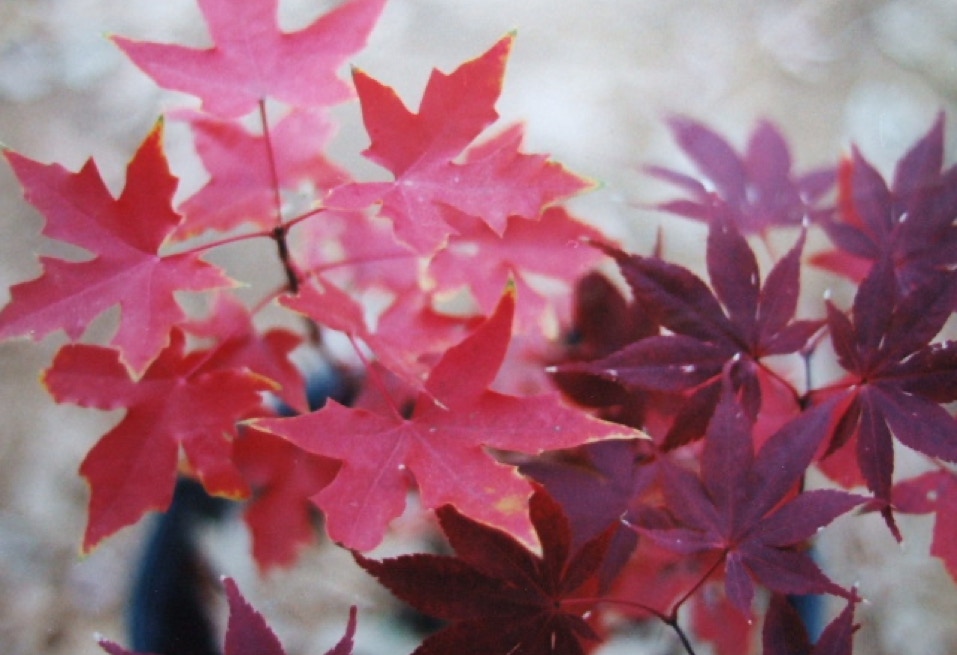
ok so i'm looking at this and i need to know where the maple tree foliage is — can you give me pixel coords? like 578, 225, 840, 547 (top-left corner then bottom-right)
4, 0, 957, 652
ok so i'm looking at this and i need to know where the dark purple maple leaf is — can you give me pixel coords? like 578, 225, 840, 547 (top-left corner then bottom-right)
354, 487, 612, 655
762, 594, 858, 655
561, 219, 822, 448
646, 116, 834, 234
813, 113, 957, 292
627, 379, 865, 614
817, 256, 957, 537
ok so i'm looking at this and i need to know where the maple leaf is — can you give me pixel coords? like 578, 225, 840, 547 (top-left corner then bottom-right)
427, 206, 605, 331
174, 107, 349, 240
0, 122, 233, 375
891, 469, 957, 582
98, 577, 357, 655
250, 287, 644, 550
561, 220, 822, 447
233, 426, 340, 571
326, 36, 591, 253
812, 113, 957, 290
113, 0, 387, 118
43, 328, 276, 553
646, 116, 834, 234
354, 487, 612, 655
183, 292, 306, 412
628, 381, 865, 614
762, 594, 858, 655
816, 257, 957, 536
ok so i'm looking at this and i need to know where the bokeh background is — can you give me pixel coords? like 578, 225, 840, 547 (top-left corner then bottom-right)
2, 0, 957, 653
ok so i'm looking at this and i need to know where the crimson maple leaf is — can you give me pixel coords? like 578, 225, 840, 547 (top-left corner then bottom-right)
816, 257, 957, 536
113, 0, 386, 118
174, 107, 348, 240
646, 116, 834, 234
43, 328, 276, 552
891, 469, 957, 582
561, 219, 822, 448
326, 37, 590, 253
0, 122, 233, 375
354, 487, 612, 655
628, 381, 864, 614
812, 113, 957, 291
98, 577, 357, 655
250, 287, 644, 550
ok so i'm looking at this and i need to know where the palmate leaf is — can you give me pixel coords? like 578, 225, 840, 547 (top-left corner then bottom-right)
817, 256, 957, 536
250, 287, 646, 550
98, 577, 357, 655
354, 487, 612, 655
326, 36, 591, 254
113, 0, 387, 118
0, 123, 233, 375
43, 328, 276, 553
561, 219, 821, 447
646, 117, 834, 234
629, 381, 864, 614
813, 113, 957, 290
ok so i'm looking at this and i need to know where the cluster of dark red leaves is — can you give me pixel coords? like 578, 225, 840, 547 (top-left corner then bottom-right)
2, 0, 956, 653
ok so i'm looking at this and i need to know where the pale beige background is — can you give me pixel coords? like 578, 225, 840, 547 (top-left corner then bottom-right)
2, 1, 957, 653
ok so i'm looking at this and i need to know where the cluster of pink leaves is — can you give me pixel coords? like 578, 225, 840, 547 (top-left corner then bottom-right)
2, 0, 957, 652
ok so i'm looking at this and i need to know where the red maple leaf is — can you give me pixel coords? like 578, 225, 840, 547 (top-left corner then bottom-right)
561, 219, 822, 448
98, 577, 357, 655
646, 116, 834, 235
812, 113, 957, 291
891, 469, 957, 583
326, 36, 590, 253
354, 487, 612, 655
43, 328, 276, 553
816, 257, 957, 536
113, 0, 386, 118
233, 426, 340, 571
250, 287, 644, 550
174, 107, 349, 240
0, 123, 233, 375
628, 380, 864, 614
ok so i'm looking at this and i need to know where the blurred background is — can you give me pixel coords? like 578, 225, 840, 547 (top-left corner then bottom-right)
1, 0, 957, 653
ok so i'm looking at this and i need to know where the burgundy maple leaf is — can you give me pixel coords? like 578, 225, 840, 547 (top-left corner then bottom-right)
561, 219, 822, 448
812, 113, 957, 291
628, 380, 864, 614
0, 123, 233, 375
762, 594, 858, 655
354, 487, 612, 655
113, 0, 386, 118
816, 256, 957, 537
646, 116, 834, 234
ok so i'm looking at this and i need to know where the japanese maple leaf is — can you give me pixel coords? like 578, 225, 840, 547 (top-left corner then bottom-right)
233, 426, 340, 571
354, 487, 612, 655
561, 219, 822, 448
891, 469, 957, 582
0, 123, 233, 375
326, 36, 590, 253
812, 113, 957, 291
816, 257, 957, 536
98, 577, 357, 655
646, 116, 834, 234
250, 287, 644, 550
174, 107, 348, 240
43, 328, 276, 552
427, 206, 605, 331
628, 382, 865, 614
112, 0, 386, 118
762, 594, 858, 655
184, 292, 306, 412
